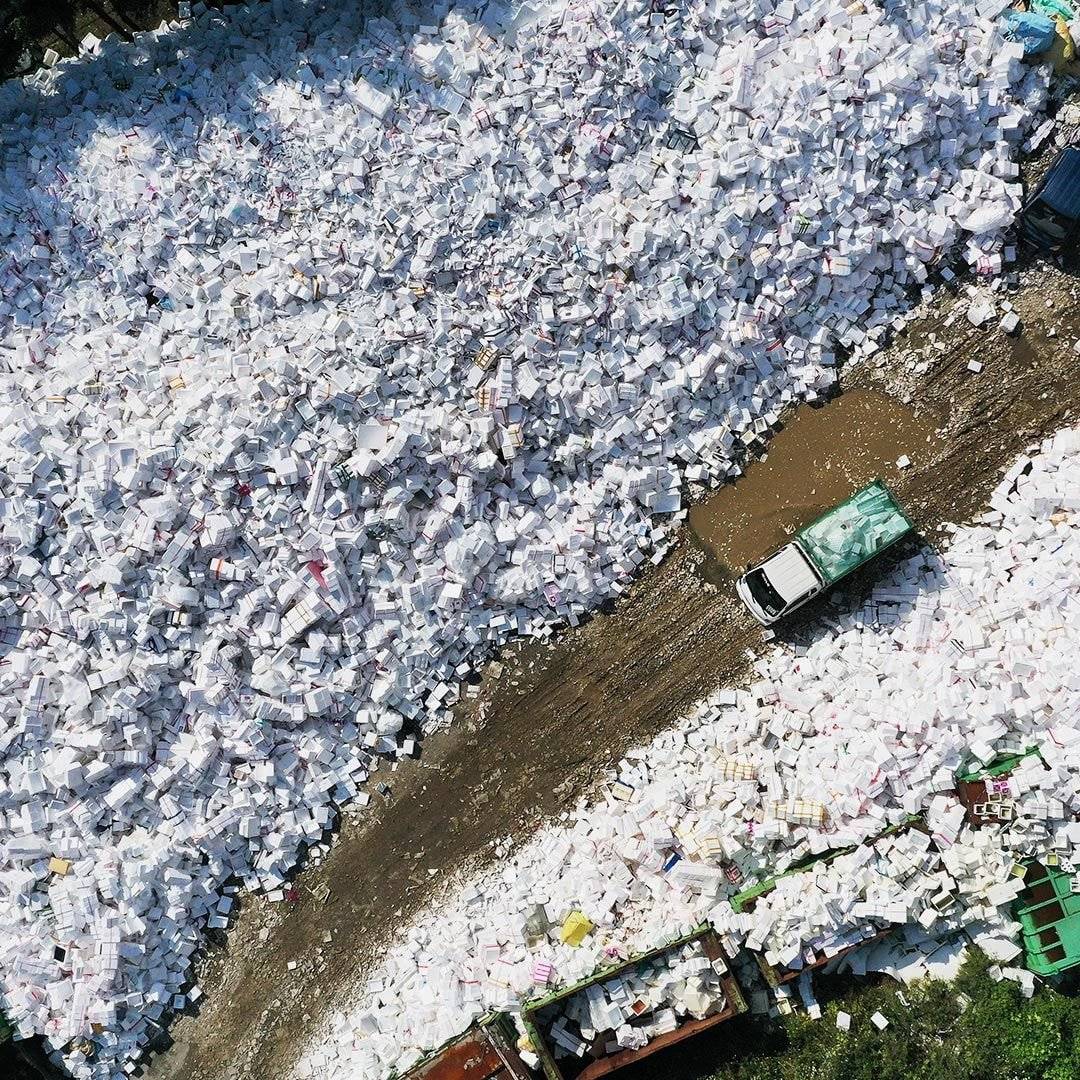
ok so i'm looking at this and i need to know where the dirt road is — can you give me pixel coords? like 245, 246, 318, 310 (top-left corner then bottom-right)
144, 262, 1080, 1080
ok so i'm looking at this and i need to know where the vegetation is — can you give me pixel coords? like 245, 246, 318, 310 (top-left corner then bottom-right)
718, 957, 1080, 1080
0, 0, 70, 75
628, 952, 1080, 1080
1, 1, 175, 77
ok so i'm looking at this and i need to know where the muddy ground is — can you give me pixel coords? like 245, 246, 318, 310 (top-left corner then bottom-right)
687, 386, 943, 573
138, 255, 1080, 1080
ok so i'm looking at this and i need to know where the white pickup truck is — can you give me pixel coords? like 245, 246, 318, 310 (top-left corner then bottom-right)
736, 480, 914, 625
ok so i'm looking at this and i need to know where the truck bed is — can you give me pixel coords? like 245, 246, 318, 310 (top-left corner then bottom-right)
795, 480, 913, 583
401, 1016, 530, 1080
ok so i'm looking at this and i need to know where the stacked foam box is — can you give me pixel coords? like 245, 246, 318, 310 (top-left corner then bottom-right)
300, 427, 1080, 1080
0, 0, 1056, 1074
537, 940, 728, 1061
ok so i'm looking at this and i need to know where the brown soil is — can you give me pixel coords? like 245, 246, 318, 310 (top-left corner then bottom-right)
143, 261, 1080, 1080
687, 388, 944, 574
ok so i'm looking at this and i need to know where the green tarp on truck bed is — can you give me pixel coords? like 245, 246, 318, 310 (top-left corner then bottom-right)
796, 480, 913, 584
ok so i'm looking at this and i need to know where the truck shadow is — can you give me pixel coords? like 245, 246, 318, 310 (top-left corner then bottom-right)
770, 532, 939, 649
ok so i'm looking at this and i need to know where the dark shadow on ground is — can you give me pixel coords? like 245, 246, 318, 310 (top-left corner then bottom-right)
0, 1036, 66, 1080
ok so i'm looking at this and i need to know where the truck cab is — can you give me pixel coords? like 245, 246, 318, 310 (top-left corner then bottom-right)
735, 543, 823, 625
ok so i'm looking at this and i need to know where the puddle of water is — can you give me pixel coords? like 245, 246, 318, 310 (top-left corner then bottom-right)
688, 389, 943, 574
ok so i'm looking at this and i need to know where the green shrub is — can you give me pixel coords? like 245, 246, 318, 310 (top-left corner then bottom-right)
715, 952, 1080, 1080
625, 951, 1080, 1080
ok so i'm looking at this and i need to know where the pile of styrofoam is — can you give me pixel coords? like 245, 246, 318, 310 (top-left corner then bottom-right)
729, 823, 1030, 974
298, 426, 1080, 1079
535, 939, 729, 1061
0, 0, 1051, 1074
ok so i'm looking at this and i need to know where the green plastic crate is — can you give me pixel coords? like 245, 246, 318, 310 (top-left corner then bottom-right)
1015, 862, 1080, 977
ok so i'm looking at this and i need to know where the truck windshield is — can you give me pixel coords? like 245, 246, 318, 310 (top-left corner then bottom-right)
744, 568, 786, 619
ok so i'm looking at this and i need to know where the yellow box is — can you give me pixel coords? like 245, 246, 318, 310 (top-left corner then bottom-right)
559, 911, 594, 947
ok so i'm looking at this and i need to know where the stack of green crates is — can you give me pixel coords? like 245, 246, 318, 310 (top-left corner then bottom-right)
1015, 862, 1080, 976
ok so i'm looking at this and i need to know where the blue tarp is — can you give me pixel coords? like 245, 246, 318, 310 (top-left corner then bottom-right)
1021, 146, 1080, 250
1001, 10, 1057, 54
1038, 147, 1080, 219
